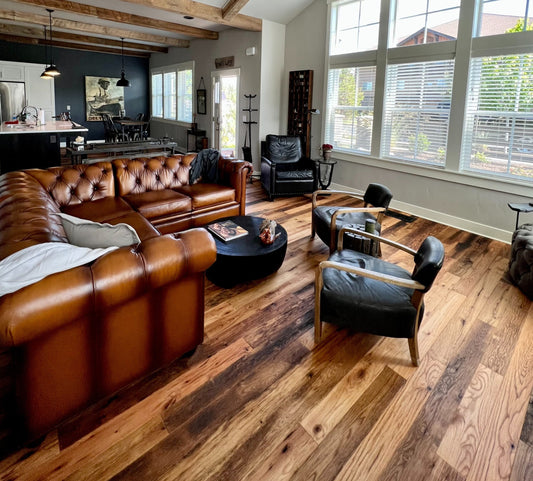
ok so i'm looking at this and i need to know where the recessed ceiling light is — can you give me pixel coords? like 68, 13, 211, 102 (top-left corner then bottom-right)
184, 15, 194, 20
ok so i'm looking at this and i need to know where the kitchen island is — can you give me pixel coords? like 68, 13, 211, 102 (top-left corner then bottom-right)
0, 121, 88, 173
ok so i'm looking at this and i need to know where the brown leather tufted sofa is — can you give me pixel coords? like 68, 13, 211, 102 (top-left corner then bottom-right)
0, 154, 251, 442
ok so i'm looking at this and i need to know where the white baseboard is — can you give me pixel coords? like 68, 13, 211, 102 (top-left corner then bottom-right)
329, 182, 512, 244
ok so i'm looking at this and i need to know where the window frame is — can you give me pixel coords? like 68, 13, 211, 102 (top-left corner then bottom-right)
324, 0, 533, 188
150, 61, 194, 126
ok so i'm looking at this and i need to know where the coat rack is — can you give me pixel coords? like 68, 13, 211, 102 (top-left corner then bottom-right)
242, 94, 257, 163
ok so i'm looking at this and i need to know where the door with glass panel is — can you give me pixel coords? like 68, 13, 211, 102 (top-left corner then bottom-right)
212, 69, 239, 157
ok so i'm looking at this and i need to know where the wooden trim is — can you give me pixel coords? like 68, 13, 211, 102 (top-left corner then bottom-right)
0, 9, 190, 47
120, 0, 262, 31
15, 0, 218, 39
0, 23, 168, 54
222, 0, 250, 20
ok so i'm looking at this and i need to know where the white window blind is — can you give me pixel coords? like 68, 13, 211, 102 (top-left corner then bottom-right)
461, 54, 533, 180
382, 60, 454, 165
325, 66, 376, 154
163, 71, 176, 120
177, 69, 192, 123
151, 73, 163, 118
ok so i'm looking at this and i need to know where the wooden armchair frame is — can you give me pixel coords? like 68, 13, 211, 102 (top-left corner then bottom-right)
314, 226, 427, 366
311, 190, 387, 252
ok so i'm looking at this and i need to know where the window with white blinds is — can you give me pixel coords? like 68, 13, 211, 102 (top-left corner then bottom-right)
177, 69, 192, 123
461, 54, 533, 180
151, 73, 163, 118
151, 61, 193, 123
325, 66, 376, 153
381, 60, 454, 165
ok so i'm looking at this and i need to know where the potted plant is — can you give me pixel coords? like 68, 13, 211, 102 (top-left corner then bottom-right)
321, 143, 333, 161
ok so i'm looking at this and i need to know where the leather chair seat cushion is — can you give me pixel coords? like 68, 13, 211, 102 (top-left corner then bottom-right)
509, 223, 533, 299
276, 170, 314, 181
123, 189, 192, 220
321, 249, 421, 338
105, 212, 161, 241
175, 183, 235, 209
61, 197, 134, 223
313, 206, 382, 248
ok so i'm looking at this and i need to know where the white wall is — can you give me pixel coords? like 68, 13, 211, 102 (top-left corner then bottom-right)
283, 0, 327, 160
150, 28, 262, 156
258, 20, 286, 172
284, 0, 527, 242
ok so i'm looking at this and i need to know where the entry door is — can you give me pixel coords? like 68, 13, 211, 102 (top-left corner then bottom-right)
212, 68, 239, 157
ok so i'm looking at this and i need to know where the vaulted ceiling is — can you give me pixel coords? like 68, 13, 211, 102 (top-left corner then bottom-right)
0, 0, 315, 58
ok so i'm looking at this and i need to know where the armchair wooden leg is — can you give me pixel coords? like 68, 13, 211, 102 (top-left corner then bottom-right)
408, 337, 419, 366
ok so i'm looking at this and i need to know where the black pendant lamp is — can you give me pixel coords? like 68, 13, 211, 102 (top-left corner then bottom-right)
44, 9, 60, 77
40, 26, 52, 79
116, 38, 131, 87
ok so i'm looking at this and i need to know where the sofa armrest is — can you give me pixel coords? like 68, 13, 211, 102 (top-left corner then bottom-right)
0, 229, 216, 347
217, 157, 252, 213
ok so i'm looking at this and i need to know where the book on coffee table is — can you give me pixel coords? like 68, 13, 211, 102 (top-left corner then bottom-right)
208, 220, 248, 242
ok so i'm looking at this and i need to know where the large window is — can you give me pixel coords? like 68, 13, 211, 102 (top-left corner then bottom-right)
325, 0, 533, 183
382, 60, 454, 165
462, 54, 533, 179
151, 62, 193, 123
330, 0, 380, 55
325, 66, 375, 153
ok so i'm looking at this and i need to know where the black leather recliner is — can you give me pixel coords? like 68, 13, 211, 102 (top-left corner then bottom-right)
261, 135, 318, 201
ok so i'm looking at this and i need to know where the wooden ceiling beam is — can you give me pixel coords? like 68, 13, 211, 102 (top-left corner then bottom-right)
0, 33, 150, 57
0, 9, 190, 47
222, 0, 250, 21
119, 0, 262, 31
0, 22, 168, 53
15, 0, 218, 39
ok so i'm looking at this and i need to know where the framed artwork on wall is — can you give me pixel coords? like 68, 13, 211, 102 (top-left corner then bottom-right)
85, 76, 125, 121
197, 89, 206, 115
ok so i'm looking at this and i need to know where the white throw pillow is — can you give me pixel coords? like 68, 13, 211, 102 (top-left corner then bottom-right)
57, 213, 140, 248
0, 242, 118, 297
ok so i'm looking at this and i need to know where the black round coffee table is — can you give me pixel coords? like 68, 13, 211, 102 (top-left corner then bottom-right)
206, 215, 288, 288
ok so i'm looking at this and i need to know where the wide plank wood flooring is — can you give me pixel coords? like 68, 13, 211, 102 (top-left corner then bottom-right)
1, 181, 532, 481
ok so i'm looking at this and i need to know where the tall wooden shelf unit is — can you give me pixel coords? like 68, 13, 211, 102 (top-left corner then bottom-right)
287, 70, 313, 158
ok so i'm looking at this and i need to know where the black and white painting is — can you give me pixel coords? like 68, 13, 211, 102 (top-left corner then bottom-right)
85, 76, 124, 121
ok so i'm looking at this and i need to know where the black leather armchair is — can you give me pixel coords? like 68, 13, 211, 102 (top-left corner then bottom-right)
315, 228, 444, 366
261, 135, 318, 201
312, 183, 393, 252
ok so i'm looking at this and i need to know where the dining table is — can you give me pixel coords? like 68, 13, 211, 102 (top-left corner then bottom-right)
115, 119, 149, 140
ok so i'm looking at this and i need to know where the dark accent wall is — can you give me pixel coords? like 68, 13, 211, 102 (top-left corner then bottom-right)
0, 40, 149, 141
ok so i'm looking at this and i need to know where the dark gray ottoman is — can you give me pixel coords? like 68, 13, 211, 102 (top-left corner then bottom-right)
509, 223, 533, 299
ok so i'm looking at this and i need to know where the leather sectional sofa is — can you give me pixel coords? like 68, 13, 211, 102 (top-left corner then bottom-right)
0, 153, 251, 442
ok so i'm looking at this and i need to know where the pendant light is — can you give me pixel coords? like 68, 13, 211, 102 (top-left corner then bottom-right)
116, 38, 130, 87
40, 26, 52, 79
44, 9, 60, 77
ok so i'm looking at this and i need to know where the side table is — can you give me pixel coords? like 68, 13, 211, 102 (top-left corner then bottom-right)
508, 202, 533, 230
316, 159, 337, 189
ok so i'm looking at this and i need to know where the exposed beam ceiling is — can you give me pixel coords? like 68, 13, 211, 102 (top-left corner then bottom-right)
15, 0, 219, 39
0, 9, 190, 49
222, 0, 250, 21
119, 0, 261, 31
0, 22, 167, 53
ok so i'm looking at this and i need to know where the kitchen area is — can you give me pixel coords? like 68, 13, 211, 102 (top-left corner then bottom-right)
0, 60, 88, 174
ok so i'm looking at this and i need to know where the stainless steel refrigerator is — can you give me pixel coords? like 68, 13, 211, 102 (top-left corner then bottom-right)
0, 81, 26, 123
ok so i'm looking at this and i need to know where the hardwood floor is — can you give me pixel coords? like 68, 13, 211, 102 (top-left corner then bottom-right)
1, 182, 532, 481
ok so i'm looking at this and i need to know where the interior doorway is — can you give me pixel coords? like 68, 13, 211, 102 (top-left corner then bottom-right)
212, 68, 239, 157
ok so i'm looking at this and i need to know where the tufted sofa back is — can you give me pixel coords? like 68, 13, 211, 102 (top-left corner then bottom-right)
0, 171, 68, 261
113, 155, 195, 196
27, 162, 115, 208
